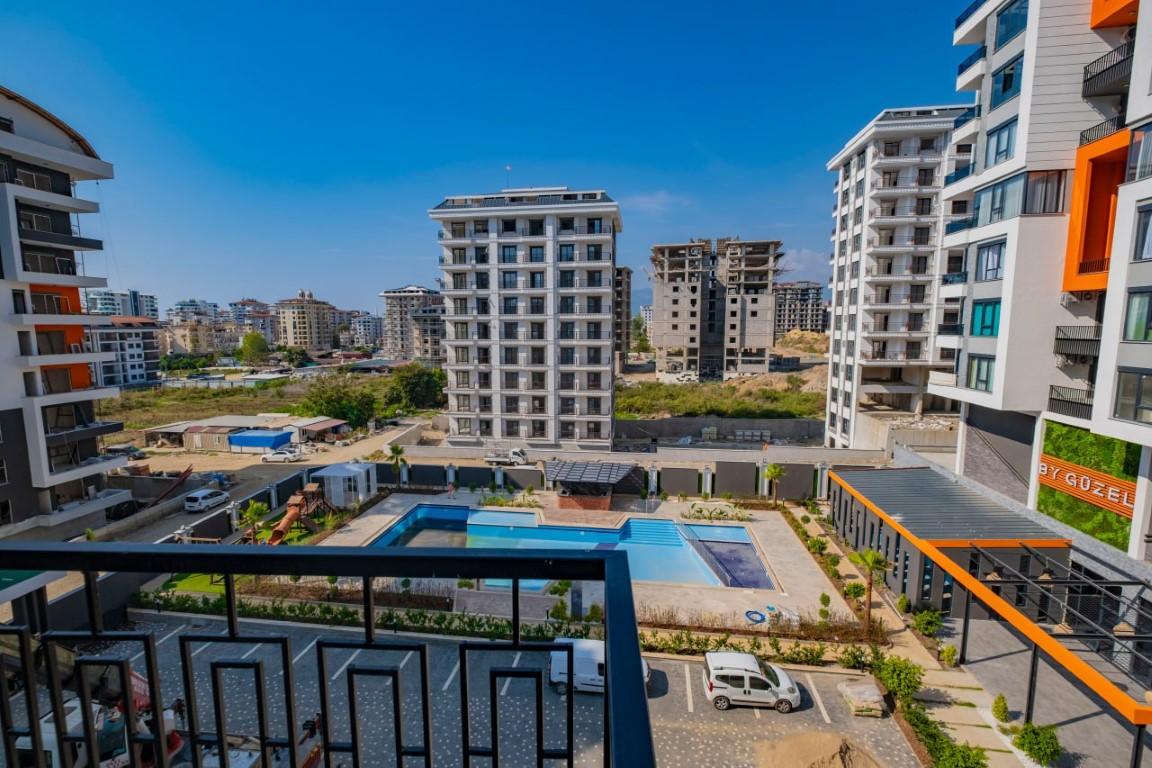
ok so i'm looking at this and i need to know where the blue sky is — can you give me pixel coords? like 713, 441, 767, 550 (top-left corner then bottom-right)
1, 1, 965, 314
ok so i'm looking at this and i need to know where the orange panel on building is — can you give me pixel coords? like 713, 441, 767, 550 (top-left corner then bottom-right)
1036, 454, 1137, 518
1063, 129, 1129, 292
1091, 0, 1138, 28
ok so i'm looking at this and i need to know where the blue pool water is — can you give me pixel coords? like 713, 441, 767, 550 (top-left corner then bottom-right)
371, 504, 752, 587
684, 524, 752, 543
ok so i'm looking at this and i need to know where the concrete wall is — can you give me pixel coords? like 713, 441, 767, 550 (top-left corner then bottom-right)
777, 463, 816, 500
389, 423, 427, 447
659, 467, 700, 496
398, 443, 885, 466
456, 466, 494, 489
963, 405, 1034, 503
409, 464, 447, 487
504, 467, 544, 491
614, 417, 825, 442
714, 462, 758, 497
106, 472, 203, 502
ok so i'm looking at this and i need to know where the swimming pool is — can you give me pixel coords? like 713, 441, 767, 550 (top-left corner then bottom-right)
371, 504, 774, 588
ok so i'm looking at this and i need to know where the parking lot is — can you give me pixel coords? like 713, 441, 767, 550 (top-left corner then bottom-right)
8, 614, 918, 767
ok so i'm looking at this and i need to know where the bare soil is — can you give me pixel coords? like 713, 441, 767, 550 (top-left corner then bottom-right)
753, 731, 884, 768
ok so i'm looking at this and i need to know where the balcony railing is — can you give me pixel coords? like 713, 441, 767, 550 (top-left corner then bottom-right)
944, 164, 974, 186
954, 105, 981, 129
872, 206, 937, 218
938, 323, 965, 335
0, 541, 656, 767
861, 323, 928, 333
863, 293, 932, 306
22, 251, 79, 276
1053, 324, 1102, 357
955, 0, 989, 28
1048, 385, 1095, 420
941, 271, 969, 285
929, 370, 958, 387
1083, 40, 1134, 98
1080, 115, 1126, 147
860, 351, 929, 362
1077, 257, 1111, 274
945, 217, 977, 234
958, 44, 987, 75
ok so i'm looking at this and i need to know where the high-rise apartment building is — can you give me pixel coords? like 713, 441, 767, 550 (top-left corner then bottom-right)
276, 290, 335, 353
92, 317, 161, 388
378, 285, 441, 361
409, 304, 446, 367
826, 107, 969, 448
431, 187, 622, 446
227, 298, 270, 325
161, 321, 215, 356
84, 288, 159, 319
649, 238, 782, 381
0, 85, 132, 538
166, 298, 219, 324
640, 305, 653, 334
613, 266, 632, 362
773, 281, 827, 334
350, 314, 384, 350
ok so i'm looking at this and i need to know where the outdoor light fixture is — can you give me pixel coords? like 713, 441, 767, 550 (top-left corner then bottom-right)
1037, 568, 1055, 582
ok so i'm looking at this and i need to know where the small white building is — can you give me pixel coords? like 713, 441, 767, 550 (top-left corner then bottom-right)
311, 463, 377, 508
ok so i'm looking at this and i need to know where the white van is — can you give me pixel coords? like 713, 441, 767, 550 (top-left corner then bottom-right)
184, 488, 230, 513
548, 638, 651, 694
702, 651, 801, 712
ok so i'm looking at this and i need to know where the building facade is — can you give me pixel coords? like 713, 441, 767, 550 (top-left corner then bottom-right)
350, 313, 384, 350
166, 298, 219, 324
772, 280, 827, 334
613, 266, 632, 363
84, 289, 159, 319
640, 305, 653, 335
649, 238, 782, 381
826, 106, 970, 448
162, 321, 216, 356
0, 85, 131, 539
379, 285, 441, 361
276, 290, 334, 353
409, 304, 445, 367
92, 316, 161, 388
431, 187, 621, 447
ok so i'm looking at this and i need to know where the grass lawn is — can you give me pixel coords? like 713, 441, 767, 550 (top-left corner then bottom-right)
162, 572, 228, 594
615, 380, 824, 419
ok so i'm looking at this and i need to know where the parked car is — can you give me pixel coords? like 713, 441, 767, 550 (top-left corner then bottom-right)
702, 651, 800, 713
184, 489, 230, 513
548, 638, 650, 694
261, 449, 302, 463
103, 444, 147, 461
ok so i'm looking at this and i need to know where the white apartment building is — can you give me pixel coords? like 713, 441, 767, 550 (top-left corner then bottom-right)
351, 313, 384, 349
84, 288, 159, 319
640, 305, 653, 335
378, 285, 441, 360
431, 187, 621, 447
649, 238, 783, 381
773, 280, 827, 334
91, 316, 161, 388
167, 298, 219, 324
826, 106, 970, 449
0, 85, 132, 539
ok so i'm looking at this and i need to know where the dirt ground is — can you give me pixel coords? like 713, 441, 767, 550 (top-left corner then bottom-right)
621, 364, 827, 394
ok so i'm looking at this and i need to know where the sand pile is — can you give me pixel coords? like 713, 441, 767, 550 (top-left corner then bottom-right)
754, 731, 883, 768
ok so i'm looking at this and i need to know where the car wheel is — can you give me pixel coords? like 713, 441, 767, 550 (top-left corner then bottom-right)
712, 696, 730, 711
775, 699, 793, 714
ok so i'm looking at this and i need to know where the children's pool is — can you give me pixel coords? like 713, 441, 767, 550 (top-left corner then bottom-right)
371, 504, 774, 589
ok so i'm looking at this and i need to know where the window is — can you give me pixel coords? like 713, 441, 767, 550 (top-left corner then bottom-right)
529, 245, 544, 263
1022, 171, 1067, 214
1134, 206, 1152, 261
475, 245, 489, 264
1129, 125, 1152, 181
501, 245, 518, 264
558, 244, 575, 262
501, 272, 519, 290
1115, 369, 1152, 424
1124, 290, 1152, 342
973, 174, 1024, 225
917, 168, 935, 186
501, 219, 517, 234
995, 0, 1028, 48
990, 56, 1023, 108
985, 119, 1017, 168
971, 300, 1001, 336
0, 459, 7, 486
503, 297, 518, 314
748, 676, 771, 691
966, 355, 995, 392
587, 244, 603, 261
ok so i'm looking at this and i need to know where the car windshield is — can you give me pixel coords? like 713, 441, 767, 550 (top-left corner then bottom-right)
758, 660, 779, 687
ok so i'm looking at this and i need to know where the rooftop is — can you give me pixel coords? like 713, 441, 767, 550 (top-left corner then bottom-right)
545, 461, 637, 486
431, 187, 617, 212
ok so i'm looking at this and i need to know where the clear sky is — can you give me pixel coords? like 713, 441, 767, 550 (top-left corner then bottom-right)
0, 1, 965, 314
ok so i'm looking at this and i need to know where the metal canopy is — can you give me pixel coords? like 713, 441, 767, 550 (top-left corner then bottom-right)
544, 461, 637, 486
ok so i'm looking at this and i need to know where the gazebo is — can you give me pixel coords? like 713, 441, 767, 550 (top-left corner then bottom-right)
544, 461, 642, 510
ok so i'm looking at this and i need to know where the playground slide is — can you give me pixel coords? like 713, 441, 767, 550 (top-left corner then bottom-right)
265, 495, 304, 546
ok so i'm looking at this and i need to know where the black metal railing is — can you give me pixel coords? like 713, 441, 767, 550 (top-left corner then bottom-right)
1053, 325, 1102, 357
954, 105, 981, 129
1083, 40, 1135, 98
958, 45, 987, 75
1077, 257, 1111, 274
0, 542, 656, 768
938, 323, 965, 335
955, 0, 989, 28
1048, 385, 1095, 419
1080, 115, 1126, 146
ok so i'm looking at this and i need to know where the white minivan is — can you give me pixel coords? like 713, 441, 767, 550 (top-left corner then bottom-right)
184, 488, 231, 513
702, 651, 801, 712
548, 638, 651, 694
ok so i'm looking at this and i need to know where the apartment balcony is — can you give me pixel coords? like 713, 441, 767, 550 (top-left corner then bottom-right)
871, 207, 938, 223
937, 323, 965, 337
1083, 40, 1134, 98
867, 237, 936, 254
944, 164, 974, 186
864, 266, 933, 281
957, 45, 987, 91
1080, 115, 1126, 147
1048, 385, 1095, 420
929, 370, 958, 387
871, 181, 941, 197
18, 250, 106, 288
438, 227, 491, 242
944, 216, 978, 235
50, 487, 133, 519
558, 334, 612, 344
43, 419, 124, 447
872, 149, 944, 167
18, 223, 103, 252
558, 280, 612, 291
1053, 324, 1102, 357
955, 0, 991, 43
0, 541, 655, 767
858, 380, 925, 395
46, 452, 127, 485
861, 323, 930, 337
952, 105, 982, 142
17, 348, 115, 369
858, 351, 931, 365
863, 292, 933, 309
557, 225, 616, 238
27, 382, 120, 408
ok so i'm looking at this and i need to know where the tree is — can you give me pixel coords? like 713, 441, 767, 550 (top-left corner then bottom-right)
763, 463, 786, 508
385, 363, 446, 410
848, 548, 891, 638
298, 376, 378, 428
386, 444, 407, 486
280, 347, 312, 368
630, 314, 652, 353
237, 332, 270, 365
242, 501, 269, 541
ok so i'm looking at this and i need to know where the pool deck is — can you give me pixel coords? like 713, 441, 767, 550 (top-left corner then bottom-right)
320, 491, 848, 621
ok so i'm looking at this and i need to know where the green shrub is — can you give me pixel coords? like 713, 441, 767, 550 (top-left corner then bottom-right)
818, 608, 830, 621
875, 655, 924, 703
800, 514, 811, 524
548, 580, 572, 596
780, 642, 827, 666
837, 644, 870, 670
903, 702, 988, 767
992, 693, 1010, 723
807, 538, 828, 555
456, 579, 475, 589
935, 742, 989, 768
659, 491, 669, 501
895, 593, 909, 614
819, 592, 831, 608
585, 603, 603, 623
843, 582, 866, 600
939, 644, 959, 668
824, 553, 841, 569
548, 601, 570, 621
1013, 723, 1062, 766
912, 609, 944, 638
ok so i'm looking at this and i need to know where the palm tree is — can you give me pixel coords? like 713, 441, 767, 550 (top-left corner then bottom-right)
848, 548, 891, 638
387, 444, 407, 487
763, 463, 786, 508
241, 501, 269, 542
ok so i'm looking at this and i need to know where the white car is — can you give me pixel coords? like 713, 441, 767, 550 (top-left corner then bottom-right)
184, 489, 231, 513
702, 651, 800, 713
548, 638, 650, 693
261, 449, 302, 463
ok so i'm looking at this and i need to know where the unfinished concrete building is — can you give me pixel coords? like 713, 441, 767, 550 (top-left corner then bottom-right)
649, 238, 783, 381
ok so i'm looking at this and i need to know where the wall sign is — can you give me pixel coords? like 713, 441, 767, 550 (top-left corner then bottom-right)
1037, 454, 1137, 519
